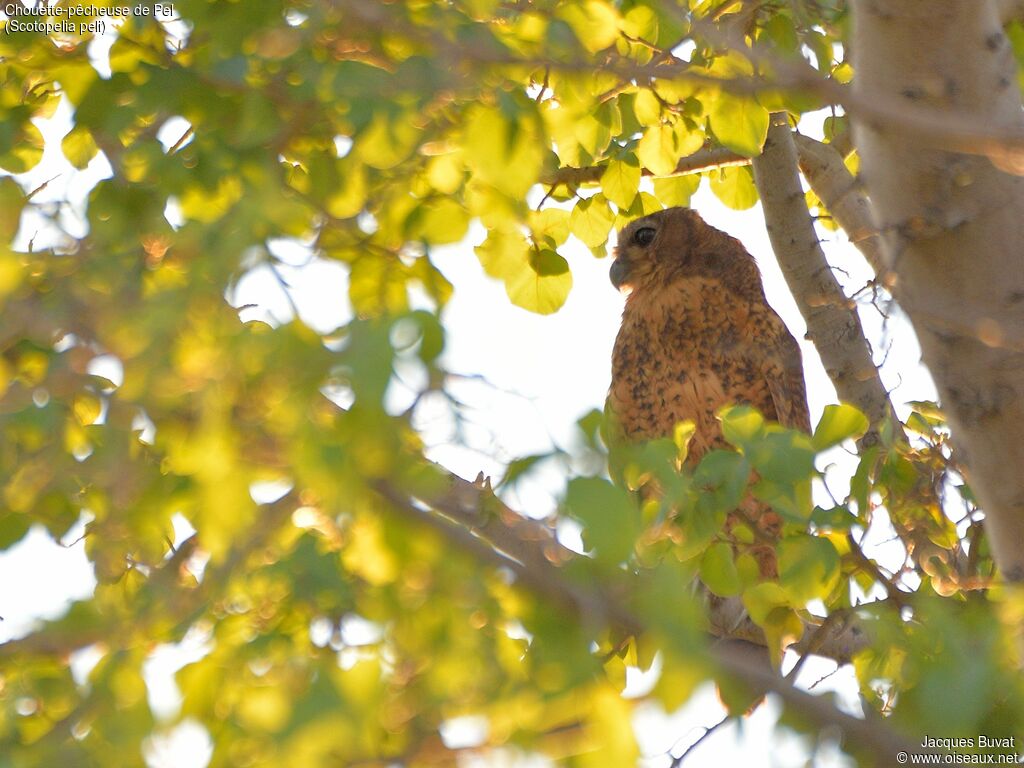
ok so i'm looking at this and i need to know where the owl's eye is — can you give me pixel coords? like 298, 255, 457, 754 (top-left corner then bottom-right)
633, 227, 656, 246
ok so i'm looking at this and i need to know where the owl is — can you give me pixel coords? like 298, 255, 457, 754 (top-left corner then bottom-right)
607, 206, 810, 576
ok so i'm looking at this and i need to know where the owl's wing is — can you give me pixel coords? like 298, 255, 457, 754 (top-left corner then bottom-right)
760, 317, 811, 433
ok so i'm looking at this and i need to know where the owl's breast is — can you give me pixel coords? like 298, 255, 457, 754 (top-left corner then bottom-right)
608, 277, 764, 455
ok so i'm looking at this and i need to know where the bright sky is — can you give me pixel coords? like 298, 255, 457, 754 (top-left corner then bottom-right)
0, 22, 941, 767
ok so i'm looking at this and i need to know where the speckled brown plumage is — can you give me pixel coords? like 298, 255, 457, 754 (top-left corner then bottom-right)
608, 206, 810, 576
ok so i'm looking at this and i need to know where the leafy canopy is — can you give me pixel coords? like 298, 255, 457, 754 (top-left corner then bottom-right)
0, 1, 1018, 766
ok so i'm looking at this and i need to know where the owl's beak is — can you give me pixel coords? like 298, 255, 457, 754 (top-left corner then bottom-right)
609, 257, 630, 289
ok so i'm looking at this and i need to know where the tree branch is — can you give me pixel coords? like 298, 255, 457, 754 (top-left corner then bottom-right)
793, 133, 888, 281
997, 0, 1024, 23
752, 114, 899, 442
372, 473, 921, 766
385, 466, 872, 664
328, 0, 1024, 173
545, 146, 749, 187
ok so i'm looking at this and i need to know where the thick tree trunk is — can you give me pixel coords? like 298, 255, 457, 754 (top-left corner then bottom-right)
852, 0, 1024, 581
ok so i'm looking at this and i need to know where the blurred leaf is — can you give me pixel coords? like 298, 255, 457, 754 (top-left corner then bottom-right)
565, 476, 638, 564
778, 535, 841, 604
61, 125, 99, 169
813, 403, 869, 450
700, 542, 741, 597
557, 0, 621, 53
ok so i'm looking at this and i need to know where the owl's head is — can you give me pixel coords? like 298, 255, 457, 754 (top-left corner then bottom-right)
610, 206, 755, 293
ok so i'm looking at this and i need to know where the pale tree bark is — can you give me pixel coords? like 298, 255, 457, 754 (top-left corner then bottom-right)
793, 134, 887, 281
852, 0, 1024, 581
752, 115, 898, 441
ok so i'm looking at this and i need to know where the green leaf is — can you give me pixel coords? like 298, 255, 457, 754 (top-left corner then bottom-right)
810, 505, 857, 531
693, 450, 750, 516
0, 121, 44, 174
709, 166, 758, 210
699, 542, 741, 597
719, 405, 766, 448
600, 155, 641, 209
570, 194, 615, 248
565, 476, 638, 564
745, 429, 815, 486
741, 581, 790, 625
0, 177, 25, 241
778, 535, 841, 604
812, 403, 869, 451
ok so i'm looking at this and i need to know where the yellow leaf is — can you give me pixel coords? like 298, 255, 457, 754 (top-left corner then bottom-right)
708, 92, 769, 157
61, 125, 99, 169
0, 122, 43, 174
425, 151, 464, 194
410, 198, 470, 245
632, 89, 662, 127
579, 686, 639, 767
636, 120, 703, 176
569, 194, 614, 248
475, 228, 530, 280
506, 249, 572, 315
0, 249, 23, 302
652, 174, 700, 207
342, 515, 398, 585
356, 112, 420, 170
558, 0, 621, 53
709, 165, 758, 210
622, 5, 658, 40
179, 176, 243, 223
326, 160, 366, 219
529, 207, 571, 247
236, 686, 291, 733
461, 103, 543, 198
73, 393, 103, 425
600, 156, 641, 209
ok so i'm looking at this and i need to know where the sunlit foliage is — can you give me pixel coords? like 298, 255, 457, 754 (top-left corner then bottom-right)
0, 1, 1019, 766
